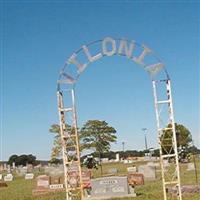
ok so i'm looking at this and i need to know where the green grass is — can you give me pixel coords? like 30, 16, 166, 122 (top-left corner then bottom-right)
0, 159, 200, 200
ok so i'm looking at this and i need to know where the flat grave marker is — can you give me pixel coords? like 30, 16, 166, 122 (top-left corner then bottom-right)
49, 184, 64, 190
25, 173, 34, 180
4, 174, 13, 182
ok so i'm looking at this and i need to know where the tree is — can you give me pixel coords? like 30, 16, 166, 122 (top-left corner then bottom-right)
49, 158, 62, 165
161, 123, 192, 159
7, 154, 18, 166
8, 154, 36, 166
83, 155, 98, 170
49, 124, 62, 159
49, 124, 76, 160
80, 120, 117, 174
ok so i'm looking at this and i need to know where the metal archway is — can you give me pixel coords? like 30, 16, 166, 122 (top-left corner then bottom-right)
57, 37, 182, 200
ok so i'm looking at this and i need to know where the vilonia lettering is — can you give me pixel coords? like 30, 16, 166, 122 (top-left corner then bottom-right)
59, 37, 164, 84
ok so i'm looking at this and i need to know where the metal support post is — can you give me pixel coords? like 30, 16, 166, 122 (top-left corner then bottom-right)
152, 79, 182, 200
57, 89, 84, 200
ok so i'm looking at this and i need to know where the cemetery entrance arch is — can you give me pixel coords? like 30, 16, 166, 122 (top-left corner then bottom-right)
57, 37, 182, 200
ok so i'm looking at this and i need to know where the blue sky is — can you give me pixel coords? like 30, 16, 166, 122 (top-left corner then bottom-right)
1, 1, 199, 161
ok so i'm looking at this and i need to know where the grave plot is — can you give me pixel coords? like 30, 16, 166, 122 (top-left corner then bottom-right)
32, 175, 65, 195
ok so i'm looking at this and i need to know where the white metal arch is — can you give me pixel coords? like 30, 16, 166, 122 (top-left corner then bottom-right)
58, 37, 168, 87
57, 37, 182, 200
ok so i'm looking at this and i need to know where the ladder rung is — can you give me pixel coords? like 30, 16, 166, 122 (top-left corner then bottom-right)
65, 187, 82, 191
59, 107, 73, 112
161, 138, 173, 141
164, 181, 179, 185
158, 127, 173, 131
64, 161, 80, 165
65, 145, 77, 149
162, 154, 176, 158
62, 135, 77, 139
157, 100, 170, 104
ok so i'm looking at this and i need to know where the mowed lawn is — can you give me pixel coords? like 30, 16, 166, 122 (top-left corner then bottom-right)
0, 159, 200, 200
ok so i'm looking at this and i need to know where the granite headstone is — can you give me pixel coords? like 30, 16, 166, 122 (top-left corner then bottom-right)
138, 165, 156, 181
90, 176, 136, 199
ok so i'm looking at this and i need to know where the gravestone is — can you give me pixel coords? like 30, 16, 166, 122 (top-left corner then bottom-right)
44, 166, 51, 174
138, 165, 156, 181
82, 171, 92, 198
49, 176, 64, 185
147, 162, 155, 167
108, 168, 118, 174
49, 176, 64, 192
7, 165, 11, 173
127, 166, 137, 173
167, 185, 200, 194
16, 167, 27, 177
25, 173, 34, 180
36, 175, 50, 190
82, 170, 91, 189
12, 162, 16, 169
49, 184, 63, 190
32, 175, 64, 195
49, 167, 64, 177
101, 158, 109, 163
147, 162, 160, 168
128, 173, 144, 186
163, 160, 170, 168
89, 176, 136, 199
124, 159, 133, 164
115, 153, 120, 162
32, 175, 50, 195
27, 164, 33, 173
68, 170, 79, 187
0, 182, 8, 188
0, 165, 3, 171
3, 163, 7, 171
4, 174, 13, 182
187, 163, 195, 171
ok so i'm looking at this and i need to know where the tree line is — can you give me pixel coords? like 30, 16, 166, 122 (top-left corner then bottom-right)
7, 154, 37, 166
50, 120, 199, 163
6, 120, 199, 166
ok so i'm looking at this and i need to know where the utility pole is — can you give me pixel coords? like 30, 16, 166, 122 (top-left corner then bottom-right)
122, 142, 125, 152
142, 128, 148, 151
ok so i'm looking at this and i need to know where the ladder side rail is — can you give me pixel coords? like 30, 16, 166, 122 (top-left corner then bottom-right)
57, 91, 70, 200
152, 80, 167, 200
166, 80, 182, 200
71, 89, 84, 199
